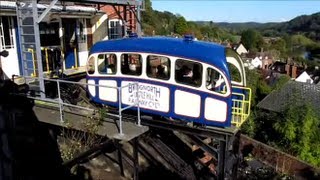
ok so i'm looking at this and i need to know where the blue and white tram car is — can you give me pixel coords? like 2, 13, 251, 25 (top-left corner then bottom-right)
86, 35, 251, 128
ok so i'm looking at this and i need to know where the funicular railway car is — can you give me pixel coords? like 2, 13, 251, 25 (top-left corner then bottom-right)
86, 35, 251, 128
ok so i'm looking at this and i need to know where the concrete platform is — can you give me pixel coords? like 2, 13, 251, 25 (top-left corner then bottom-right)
33, 104, 149, 141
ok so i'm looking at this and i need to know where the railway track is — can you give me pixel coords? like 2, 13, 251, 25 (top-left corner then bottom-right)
59, 82, 234, 179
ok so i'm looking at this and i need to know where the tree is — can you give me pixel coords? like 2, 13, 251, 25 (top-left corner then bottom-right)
240, 29, 265, 52
274, 103, 320, 167
174, 16, 188, 35
271, 38, 287, 57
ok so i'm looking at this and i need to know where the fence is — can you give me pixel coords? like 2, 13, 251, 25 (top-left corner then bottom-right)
240, 134, 320, 178
15, 76, 142, 136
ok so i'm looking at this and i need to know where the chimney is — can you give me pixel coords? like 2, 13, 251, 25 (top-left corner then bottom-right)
292, 66, 297, 78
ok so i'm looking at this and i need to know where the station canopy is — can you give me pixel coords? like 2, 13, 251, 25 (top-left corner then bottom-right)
0, 0, 106, 15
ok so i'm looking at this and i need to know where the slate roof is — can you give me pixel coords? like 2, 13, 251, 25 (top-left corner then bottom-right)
257, 81, 320, 114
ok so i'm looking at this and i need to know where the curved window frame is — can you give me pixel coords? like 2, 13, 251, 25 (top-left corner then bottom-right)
120, 53, 143, 76
97, 53, 117, 75
86, 55, 96, 75
146, 55, 171, 81
205, 67, 228, 95
225, 48, 246, 86
174, 59, 203, 88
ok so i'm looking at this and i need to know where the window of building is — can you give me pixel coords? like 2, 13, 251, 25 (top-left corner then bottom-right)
108, 19, 122, 39
121, 53, 142, 76
175, 59, 202, 87
39, 22, 60, 46
0, 16, 15, 49
97, 53, 117, 74
147, 55, 170, 80
87, 56, 95, 74
206, 68, 227, 94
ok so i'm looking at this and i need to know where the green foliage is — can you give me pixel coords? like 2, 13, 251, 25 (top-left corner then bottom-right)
269, 38, 287, 58
174, 16, 188, 35
240, 111, 257, 137
291, 35, 316, 47
271, 75, 290, 91
244, 68, 260, 106
240, 29, 265, 52
141, 1, 237, 43
274, 103, 320, 167
280, 12, 320, 41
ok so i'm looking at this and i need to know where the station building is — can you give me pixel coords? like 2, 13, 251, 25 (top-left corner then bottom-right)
0, 0, 138, 79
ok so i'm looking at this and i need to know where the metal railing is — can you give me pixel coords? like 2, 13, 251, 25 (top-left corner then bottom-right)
230, 86, 251, 127
15, 76, 141, 136
27, 48, 37, 77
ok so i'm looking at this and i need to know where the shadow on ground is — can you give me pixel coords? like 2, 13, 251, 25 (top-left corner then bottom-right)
0, 79, 92, 180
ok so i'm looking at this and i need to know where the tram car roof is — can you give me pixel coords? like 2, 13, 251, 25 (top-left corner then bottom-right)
89, 36, 229, 72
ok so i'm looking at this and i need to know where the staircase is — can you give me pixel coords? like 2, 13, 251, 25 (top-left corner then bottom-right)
16, 0, 45, 96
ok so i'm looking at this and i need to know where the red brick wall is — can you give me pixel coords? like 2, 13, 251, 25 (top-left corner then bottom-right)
292, 66, 297, 78
285, 64, 291, 76
99, 5, 137, 33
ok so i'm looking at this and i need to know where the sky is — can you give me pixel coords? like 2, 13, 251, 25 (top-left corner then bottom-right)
151, 0, 320, 23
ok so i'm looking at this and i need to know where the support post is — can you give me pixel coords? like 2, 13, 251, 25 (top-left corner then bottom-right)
118, 87, 123, 136
37, 0, 58, 23
136, 1, 141, 36
57, 79, 63, 122
136, 82, 141, 126
218, 140, 226, 180
32, 0, 45, 98
123, 5, 127, 37
133, 137, 139, 180
116, 140, 125, 177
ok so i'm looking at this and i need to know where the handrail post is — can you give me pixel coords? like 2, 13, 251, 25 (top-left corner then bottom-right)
45, 48, 49, 72
136, 82, 141, 126
57, 79, 64, 122
74, 48, 78, 69
118, 87, 123, 136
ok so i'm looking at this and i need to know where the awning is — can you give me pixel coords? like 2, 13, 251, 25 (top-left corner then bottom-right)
0, 1, 103, 14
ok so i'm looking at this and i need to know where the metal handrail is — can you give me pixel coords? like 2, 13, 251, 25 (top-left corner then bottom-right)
16, 76, 142, 136
230, 87, 252, 127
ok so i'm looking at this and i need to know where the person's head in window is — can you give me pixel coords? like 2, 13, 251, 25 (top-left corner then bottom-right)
182, 66, 193, 78
87, 56, 95, 74
156, 65, 166, 79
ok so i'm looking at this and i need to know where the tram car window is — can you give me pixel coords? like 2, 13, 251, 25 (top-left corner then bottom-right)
206, 68, 227, 94
86, 56, 95, 74
146, 55, 170, 80
227, 63, 241, 83
121, 53, 142, 76
175, 59, 202, 87
98, 53, 117, 74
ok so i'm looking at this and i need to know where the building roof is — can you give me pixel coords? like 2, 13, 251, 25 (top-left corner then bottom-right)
295, 71, 313, 83
0, 1, 101, 13
89, 36, 229, 73
257, 81, 320, 114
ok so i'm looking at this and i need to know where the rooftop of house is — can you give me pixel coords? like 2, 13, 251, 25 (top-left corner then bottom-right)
257, 80, 320, 115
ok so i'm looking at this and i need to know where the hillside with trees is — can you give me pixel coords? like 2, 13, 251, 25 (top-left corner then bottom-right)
203, 12, 320, 42
141, 0, 239, 43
